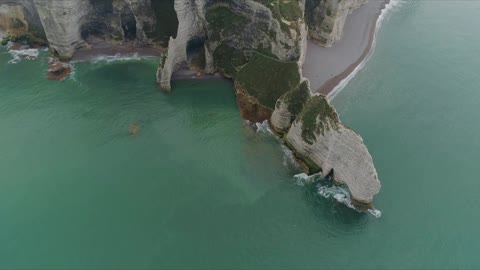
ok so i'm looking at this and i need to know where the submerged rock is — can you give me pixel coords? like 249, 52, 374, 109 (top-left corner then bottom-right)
47, 58, 71, 81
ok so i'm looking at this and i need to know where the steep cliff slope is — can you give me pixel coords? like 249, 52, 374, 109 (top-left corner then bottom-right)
281, 95, 380, 206
305, 0, 367, 46
0, 0, 46, 45
1, 0, 177, 59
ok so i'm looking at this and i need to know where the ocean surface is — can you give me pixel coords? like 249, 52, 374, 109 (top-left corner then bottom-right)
1, 1, 479, 268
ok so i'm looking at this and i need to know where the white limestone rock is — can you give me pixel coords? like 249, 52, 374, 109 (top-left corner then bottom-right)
271, 97, 294, 134
157, 0, 206, 90
285, 95, 380, 205
32, 0, 90, 59
306, 0, 368, 47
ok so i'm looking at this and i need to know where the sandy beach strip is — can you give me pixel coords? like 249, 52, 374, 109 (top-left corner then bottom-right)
171, 68, 226, 82
71, 38, 163, 62
303, 0, 389, 96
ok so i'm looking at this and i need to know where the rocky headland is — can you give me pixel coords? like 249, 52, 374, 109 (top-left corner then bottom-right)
0, 0, 384, 207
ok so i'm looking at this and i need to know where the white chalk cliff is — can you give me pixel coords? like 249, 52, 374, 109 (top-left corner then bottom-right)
306, 0, 368, 46
285, 108, 380, 205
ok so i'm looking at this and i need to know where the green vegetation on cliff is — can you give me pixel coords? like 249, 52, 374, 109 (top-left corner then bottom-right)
237, 52, 301, 109
1, 39, 8, 46
255, 0, 303, 33
282, 80, 311, 116
205, 5, 250, 42
299, 95, 339, 144
212, 44, 248, 78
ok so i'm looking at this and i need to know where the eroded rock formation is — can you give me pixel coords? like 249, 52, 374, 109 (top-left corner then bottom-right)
0, 0, 381, 206
1, 0, 178, 59
282, 95, 380, 206
305, 0, 367, 46
157, 0, 207, 91
0, 0, 46, 46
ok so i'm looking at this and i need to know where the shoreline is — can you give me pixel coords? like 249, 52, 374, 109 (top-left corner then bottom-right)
171, 69, 225, 82
303, 0, 391, 98
2, 0, 391, 94
70, 38, 163, 62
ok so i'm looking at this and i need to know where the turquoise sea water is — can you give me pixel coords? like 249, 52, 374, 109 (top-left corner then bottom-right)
1, 1, 480, 268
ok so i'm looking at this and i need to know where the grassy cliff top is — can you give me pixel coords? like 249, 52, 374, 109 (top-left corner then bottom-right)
282, 80, 311, 116
299, 95, 340, 144
236, 52, 301, 109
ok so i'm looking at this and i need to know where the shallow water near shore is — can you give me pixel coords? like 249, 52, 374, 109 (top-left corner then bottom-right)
1, 0, 480, 268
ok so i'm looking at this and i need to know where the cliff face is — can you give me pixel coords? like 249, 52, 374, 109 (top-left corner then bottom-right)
0, 0, 46, 45
1, 0, 177, 58
32, 0, 89, 58
282, 95, 380, 205
157, 0, 307, 91
305, 0, 367, 47
157, 0, 207, 90
0, 0, 381, 206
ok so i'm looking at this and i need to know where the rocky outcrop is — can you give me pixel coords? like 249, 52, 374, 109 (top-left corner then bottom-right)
47, 58, 72, 80
306, 0, 367, 47
268, 80, 380, 205
32, 0, 90, 59
157, 0, 207, 91
0, 0, 177, 59
271, 80, 311, 134
277, 95, 380, 206
0, 0, 46, 45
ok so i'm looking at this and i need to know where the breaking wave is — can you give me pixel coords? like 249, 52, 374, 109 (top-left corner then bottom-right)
328, 0, 404, 100
293, 172, 382, 218
254, 120, 273, 134
7, 44, 40, 64
88, 53, 157, 64
281, 144, 299, 168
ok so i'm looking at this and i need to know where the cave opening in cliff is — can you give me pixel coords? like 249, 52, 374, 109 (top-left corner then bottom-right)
121, 8, 137, 41
81, 0, 118, 43
186, 37, 206, 70
81, 21, 112, 43
144, 0, 178, 47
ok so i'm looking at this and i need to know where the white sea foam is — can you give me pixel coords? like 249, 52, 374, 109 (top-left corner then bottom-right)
293, 172, 323, 186
293, 173, 382, 218
328, 0, 404, 100
255, 120, 273, 134
318, 184, 356, 210
87, 53, 158, 64
318, 184, 382, 218
8, 47, 39, 64
368, 208, 382, 218
68, 63, 77, 81
281, 144, 300, 167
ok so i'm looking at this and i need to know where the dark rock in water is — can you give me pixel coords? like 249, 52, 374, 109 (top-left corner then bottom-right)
47, 59, 72, 81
